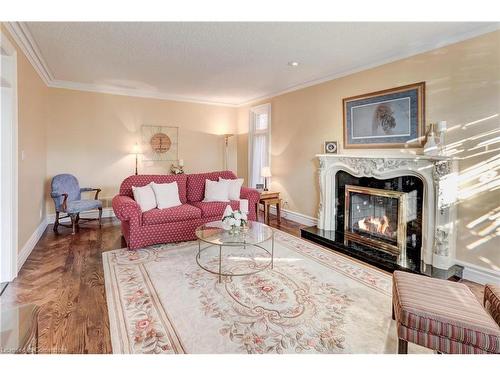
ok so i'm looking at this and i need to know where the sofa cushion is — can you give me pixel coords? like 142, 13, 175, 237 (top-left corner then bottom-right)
190, 200, 240, 218
132, 184, 157, 212
142, 204, 202, 225
187, 171, 237, 202
393, 270, 500, 353
120, 174, 188, 203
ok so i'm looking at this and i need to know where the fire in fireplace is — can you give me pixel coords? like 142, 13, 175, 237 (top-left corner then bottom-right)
344, 185, 407, 256
357, 215, 395, 239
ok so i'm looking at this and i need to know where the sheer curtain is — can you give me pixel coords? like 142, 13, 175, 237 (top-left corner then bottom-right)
250, 133, 267, 188
249, 105, 271, 188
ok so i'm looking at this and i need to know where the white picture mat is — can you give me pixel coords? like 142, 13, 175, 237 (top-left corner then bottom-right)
351, 97, 411, 140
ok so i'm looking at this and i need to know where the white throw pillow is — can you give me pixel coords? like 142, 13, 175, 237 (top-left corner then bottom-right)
219, 177, 244, 200
132, 184, 157, 212
151, 181, 182, 209
203, 179, 230, 202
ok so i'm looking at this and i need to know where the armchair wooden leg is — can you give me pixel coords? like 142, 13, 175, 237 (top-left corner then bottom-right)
70, 214, 77, 235
392, 304, 395, 320
53, 212, 60, 232
98, 207, 103, 227
398, 338, 408, 354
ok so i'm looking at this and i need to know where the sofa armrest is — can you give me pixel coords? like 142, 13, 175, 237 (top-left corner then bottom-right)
240, 187, 260, 220
240, 186, 260, 203
112, 195, 142, 225
484, 284, 500, 326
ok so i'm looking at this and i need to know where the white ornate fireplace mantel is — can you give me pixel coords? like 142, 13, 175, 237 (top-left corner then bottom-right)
317, 153, 458, 270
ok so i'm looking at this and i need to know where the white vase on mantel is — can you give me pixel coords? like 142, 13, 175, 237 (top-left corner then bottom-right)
423, 123, 439, 156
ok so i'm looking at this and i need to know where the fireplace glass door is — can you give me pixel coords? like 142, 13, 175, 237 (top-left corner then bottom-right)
344, 185, 407, 255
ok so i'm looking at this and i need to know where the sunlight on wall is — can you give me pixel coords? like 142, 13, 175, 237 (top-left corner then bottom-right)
446, 111, 500, 261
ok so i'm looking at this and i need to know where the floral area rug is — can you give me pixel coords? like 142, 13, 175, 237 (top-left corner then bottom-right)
103, 230, 429, 354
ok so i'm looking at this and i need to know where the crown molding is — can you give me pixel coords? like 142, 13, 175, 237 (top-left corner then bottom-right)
48, 79, 239, 107
4, 21, 54, 85
5, 21, 499, 108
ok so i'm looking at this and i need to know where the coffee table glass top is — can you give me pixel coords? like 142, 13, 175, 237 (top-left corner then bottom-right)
195, 220, 273, 246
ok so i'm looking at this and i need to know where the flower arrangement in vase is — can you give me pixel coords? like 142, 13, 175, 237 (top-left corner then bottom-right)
221, 205, 248, 234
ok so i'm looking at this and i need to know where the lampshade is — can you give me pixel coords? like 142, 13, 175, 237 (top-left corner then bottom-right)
132, 142, 141, 154
261, 166, 272, 178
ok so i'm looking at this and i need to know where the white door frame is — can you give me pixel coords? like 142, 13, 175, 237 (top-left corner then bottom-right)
0, 30, 19, 282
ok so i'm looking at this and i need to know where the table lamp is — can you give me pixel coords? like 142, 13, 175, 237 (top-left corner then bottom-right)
261, 166, 272, 191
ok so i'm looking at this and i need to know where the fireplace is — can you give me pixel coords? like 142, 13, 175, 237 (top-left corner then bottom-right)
344, 185, 407, 256
301, 154, 462, 279
334, 171, 423, 268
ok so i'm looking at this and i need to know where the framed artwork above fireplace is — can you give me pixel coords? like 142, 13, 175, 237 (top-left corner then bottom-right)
343, 82, 425, 149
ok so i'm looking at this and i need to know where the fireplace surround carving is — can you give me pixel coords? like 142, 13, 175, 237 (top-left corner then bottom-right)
316, 154, 458, 270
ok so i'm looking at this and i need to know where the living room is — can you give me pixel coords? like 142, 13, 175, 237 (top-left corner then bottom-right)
0, 1, 499, 373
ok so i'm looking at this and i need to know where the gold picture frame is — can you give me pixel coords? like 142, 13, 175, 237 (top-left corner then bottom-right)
343, 82, 425, 149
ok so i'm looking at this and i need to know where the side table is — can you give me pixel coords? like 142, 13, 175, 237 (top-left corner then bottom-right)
258, 191, 281, 225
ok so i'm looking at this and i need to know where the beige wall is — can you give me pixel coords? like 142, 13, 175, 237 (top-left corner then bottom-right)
238, 31, 500, 271
46, 89, 237, 212
1, 24, 49, 253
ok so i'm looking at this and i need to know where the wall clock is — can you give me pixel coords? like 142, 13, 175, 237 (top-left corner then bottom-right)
141, 125, 178, 161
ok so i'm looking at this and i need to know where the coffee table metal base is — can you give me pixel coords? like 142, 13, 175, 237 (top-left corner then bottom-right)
196, 236, 274, 283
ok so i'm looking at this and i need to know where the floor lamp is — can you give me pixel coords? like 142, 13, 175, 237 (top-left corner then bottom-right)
132, 142, 141, 175
223, 134, 234, 170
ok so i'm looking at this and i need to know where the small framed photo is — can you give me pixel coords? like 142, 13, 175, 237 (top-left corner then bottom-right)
325, 141, 338, 154
255, 183, 265, 190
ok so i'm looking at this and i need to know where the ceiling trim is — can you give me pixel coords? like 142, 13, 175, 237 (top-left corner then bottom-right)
48, 79, 239, 107
5, 21, 500, 108
4, 22, 54, 85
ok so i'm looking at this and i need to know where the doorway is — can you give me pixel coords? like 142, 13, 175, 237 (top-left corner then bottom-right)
0, 30, 19, 285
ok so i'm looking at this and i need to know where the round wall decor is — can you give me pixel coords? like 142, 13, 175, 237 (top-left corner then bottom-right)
150, 133, 171, 154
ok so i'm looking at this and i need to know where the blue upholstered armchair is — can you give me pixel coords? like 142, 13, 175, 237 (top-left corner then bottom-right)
50, 174, 102, 234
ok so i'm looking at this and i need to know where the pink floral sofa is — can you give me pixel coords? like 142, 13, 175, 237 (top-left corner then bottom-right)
112, 171, 260, 250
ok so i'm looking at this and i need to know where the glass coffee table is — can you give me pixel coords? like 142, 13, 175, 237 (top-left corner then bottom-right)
195, 221, 274, 283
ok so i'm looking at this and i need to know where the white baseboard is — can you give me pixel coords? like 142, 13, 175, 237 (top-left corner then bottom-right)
17, 217, 48, 272
45, 207, 115, 224
268, 206, 318, 227
455, 260, 500, 285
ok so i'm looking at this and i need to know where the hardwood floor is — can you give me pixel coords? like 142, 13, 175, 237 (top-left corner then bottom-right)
0, 213, 483, 354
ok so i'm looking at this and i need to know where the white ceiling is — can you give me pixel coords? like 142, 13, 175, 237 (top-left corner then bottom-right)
21, 22, 500, 105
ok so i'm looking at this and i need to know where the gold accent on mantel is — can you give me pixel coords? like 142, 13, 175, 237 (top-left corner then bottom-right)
344, 185, 407, 258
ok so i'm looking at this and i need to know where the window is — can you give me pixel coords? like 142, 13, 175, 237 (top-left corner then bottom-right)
248, 103, 271, 188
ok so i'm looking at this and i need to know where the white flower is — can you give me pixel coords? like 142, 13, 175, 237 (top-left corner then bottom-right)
235, 219, 241, 227
241, 212, 247, 221
228, 217, 237, 226
222, 221, 232, 230
233, 211, 242, 220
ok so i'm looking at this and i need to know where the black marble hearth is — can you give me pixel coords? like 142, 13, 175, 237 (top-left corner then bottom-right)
300, 226, 463, 279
